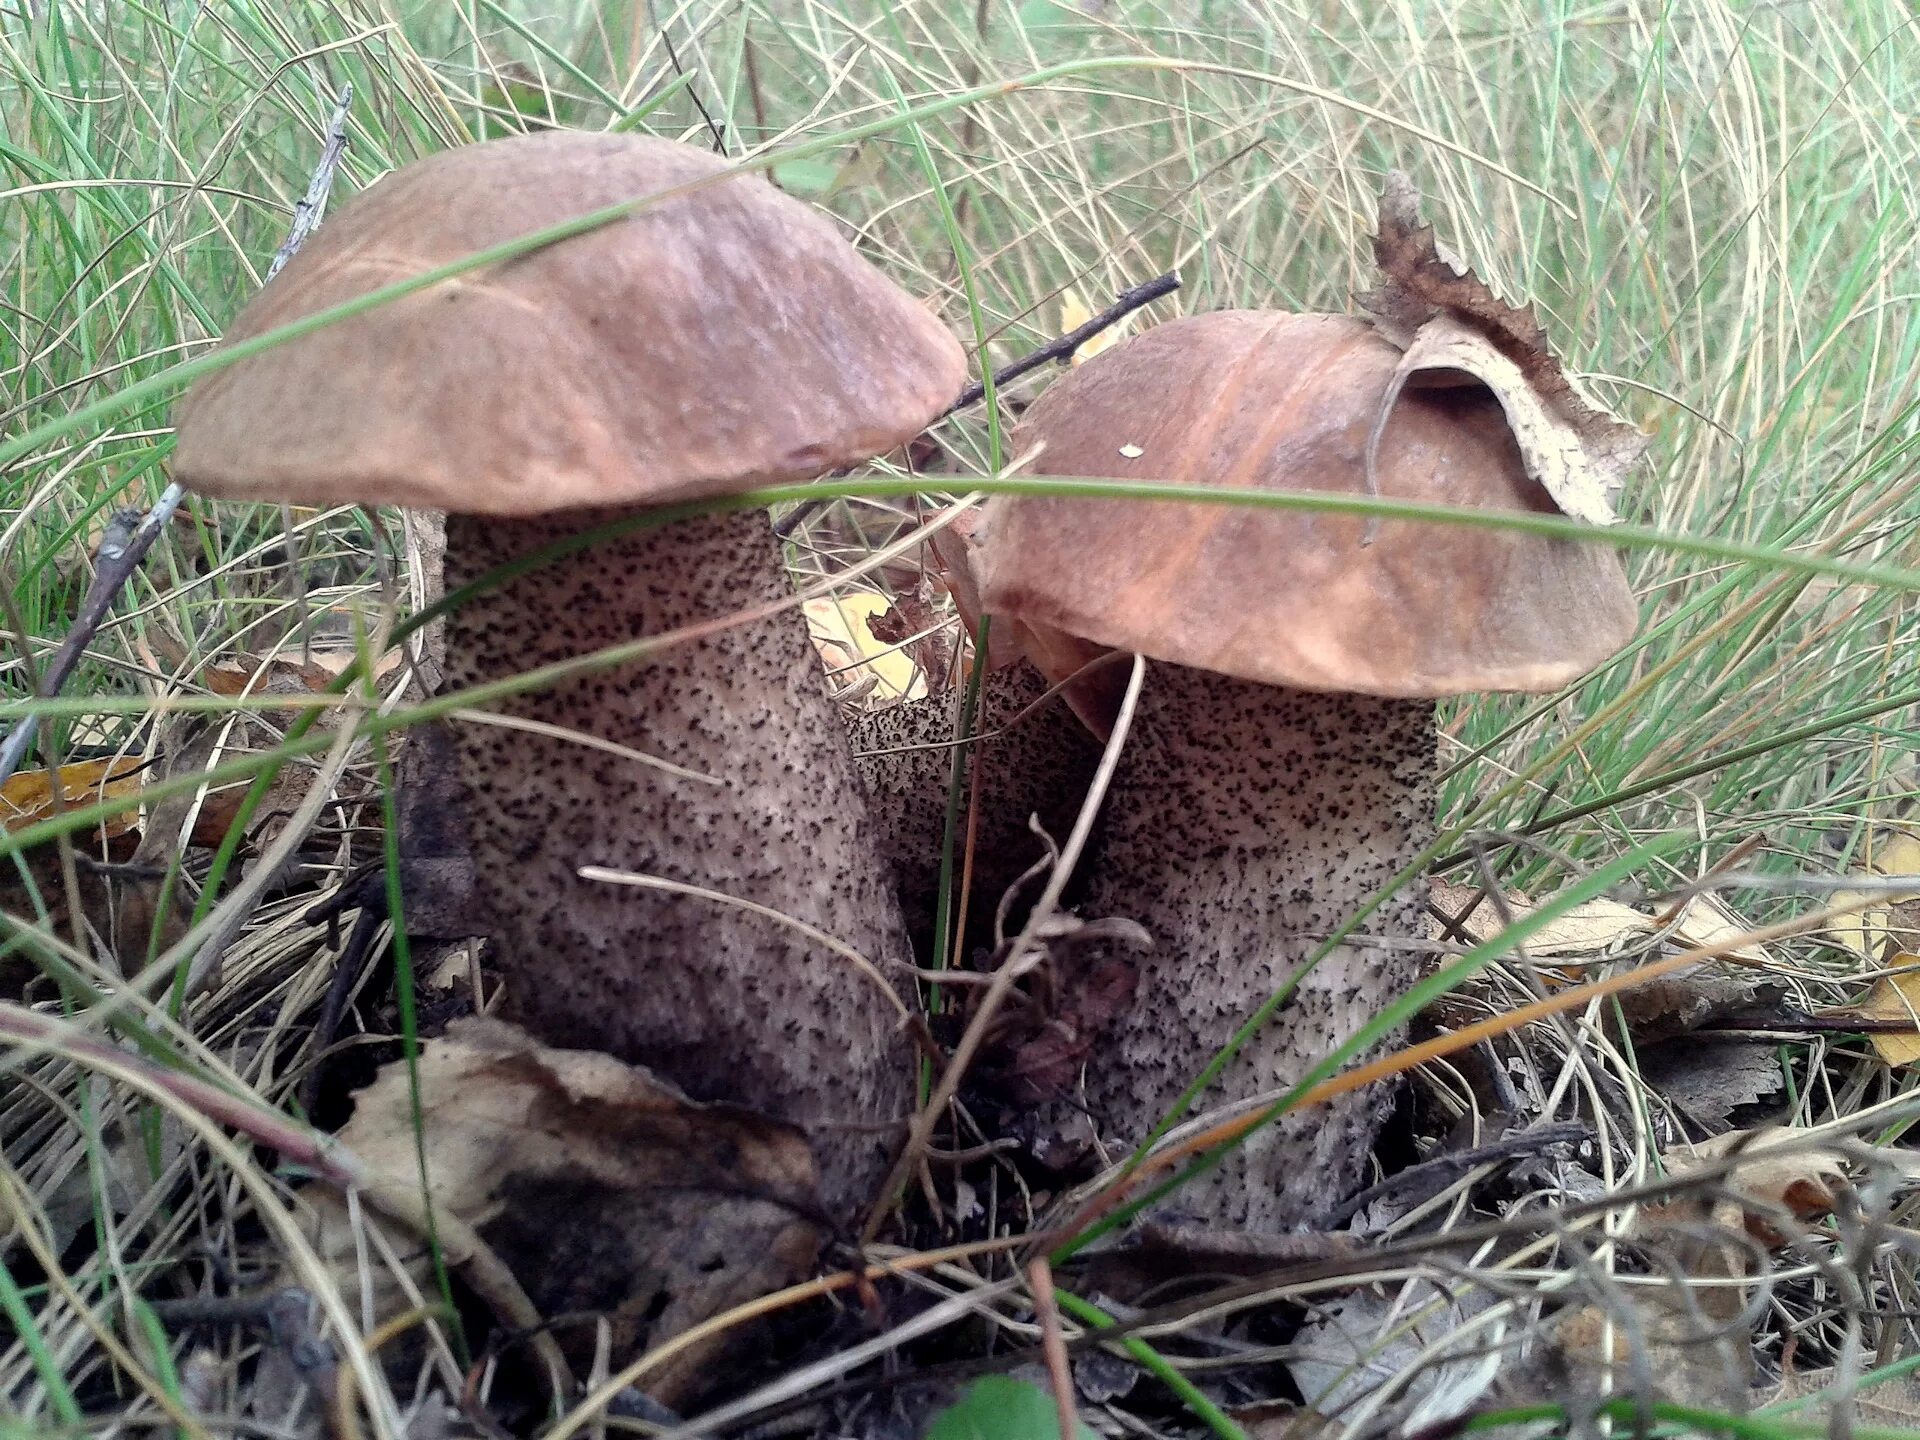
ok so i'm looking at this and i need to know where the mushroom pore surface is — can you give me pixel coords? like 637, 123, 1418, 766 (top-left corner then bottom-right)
1074, 666, 1433, 1230
442, 506, 915, 1220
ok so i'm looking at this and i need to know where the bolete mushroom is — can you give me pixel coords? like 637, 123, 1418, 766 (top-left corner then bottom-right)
974, 183, 1643, 1229
172, 131, 965, 1217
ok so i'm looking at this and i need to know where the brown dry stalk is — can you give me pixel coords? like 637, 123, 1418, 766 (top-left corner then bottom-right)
1026, 1257, 1080, 1440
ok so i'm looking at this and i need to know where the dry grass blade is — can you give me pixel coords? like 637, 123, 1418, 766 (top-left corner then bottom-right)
577, 868, 914, 1024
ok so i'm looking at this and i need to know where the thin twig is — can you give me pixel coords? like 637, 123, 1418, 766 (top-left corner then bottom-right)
951, 270, 1181, 410
267, 88, 356, 284
0, 83, 354, 790
771, 270, 1181, 541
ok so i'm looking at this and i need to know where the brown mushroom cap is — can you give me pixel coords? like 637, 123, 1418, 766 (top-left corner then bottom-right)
977, 310, 1638, 698
173, 132, 966, 514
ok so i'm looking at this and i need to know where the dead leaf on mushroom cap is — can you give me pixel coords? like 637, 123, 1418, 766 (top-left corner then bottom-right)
1358, 172, 1648, 526
304, 1017, 823, 1408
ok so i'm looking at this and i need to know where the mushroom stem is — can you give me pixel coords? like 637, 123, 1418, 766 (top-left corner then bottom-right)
853, 660, 1103, 961
440, 505, 915, 1220
1073, 663, 1434, 1231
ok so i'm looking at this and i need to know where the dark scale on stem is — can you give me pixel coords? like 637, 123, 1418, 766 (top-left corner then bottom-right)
440, 505, 915, 1221
1075, 663, 1435, 1231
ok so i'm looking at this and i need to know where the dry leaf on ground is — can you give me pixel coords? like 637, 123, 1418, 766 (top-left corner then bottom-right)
1650, 1127, 1858, 1246
1430, 879, 1646, 956
1523, 1297, 1754, 1414
807, 590, 925, 701
864, 586, 951, 697
1638, 1039, 1788, 1133
303, 1017, 824, 1408
1508, 1131, 1853, 1414
1430, 881, 1768, 964
1834, 954, 1920, 1066
1429, 879, 1770, 1042
1824, 828, 1920, 960
1, 757, 144, 838
1567, 1127, 1914, 1410
1286, 1281, 1502, 1432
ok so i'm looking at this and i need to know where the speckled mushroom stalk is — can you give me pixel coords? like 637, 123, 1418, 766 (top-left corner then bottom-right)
978, 307, 1641, 1231
1059, 669, 1435, 1228
852, 513, 1118, 964
443, 505, 919, 1215
169, 131, 968, 1220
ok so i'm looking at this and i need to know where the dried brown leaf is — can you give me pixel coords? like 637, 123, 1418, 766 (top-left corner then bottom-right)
1651, 1128, 1858, 1247
1670, 891, 1773, 963
1358, 172, 1647, 525
0, 829, 185, 994
988, 957, 1138, 1106
305, 1018, 823, 1408
202, 647, 400, 698
1639, 1038, 1786, 1132
1285, 1281, 1500, 1429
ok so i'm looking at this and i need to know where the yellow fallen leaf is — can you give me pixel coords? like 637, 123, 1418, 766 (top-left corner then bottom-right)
0, 758, 143, 839
1059, 284, 1132, 366
805, 592, 923, 701
1847, 955, 1920, 1067
1826, 826, 1920, 959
